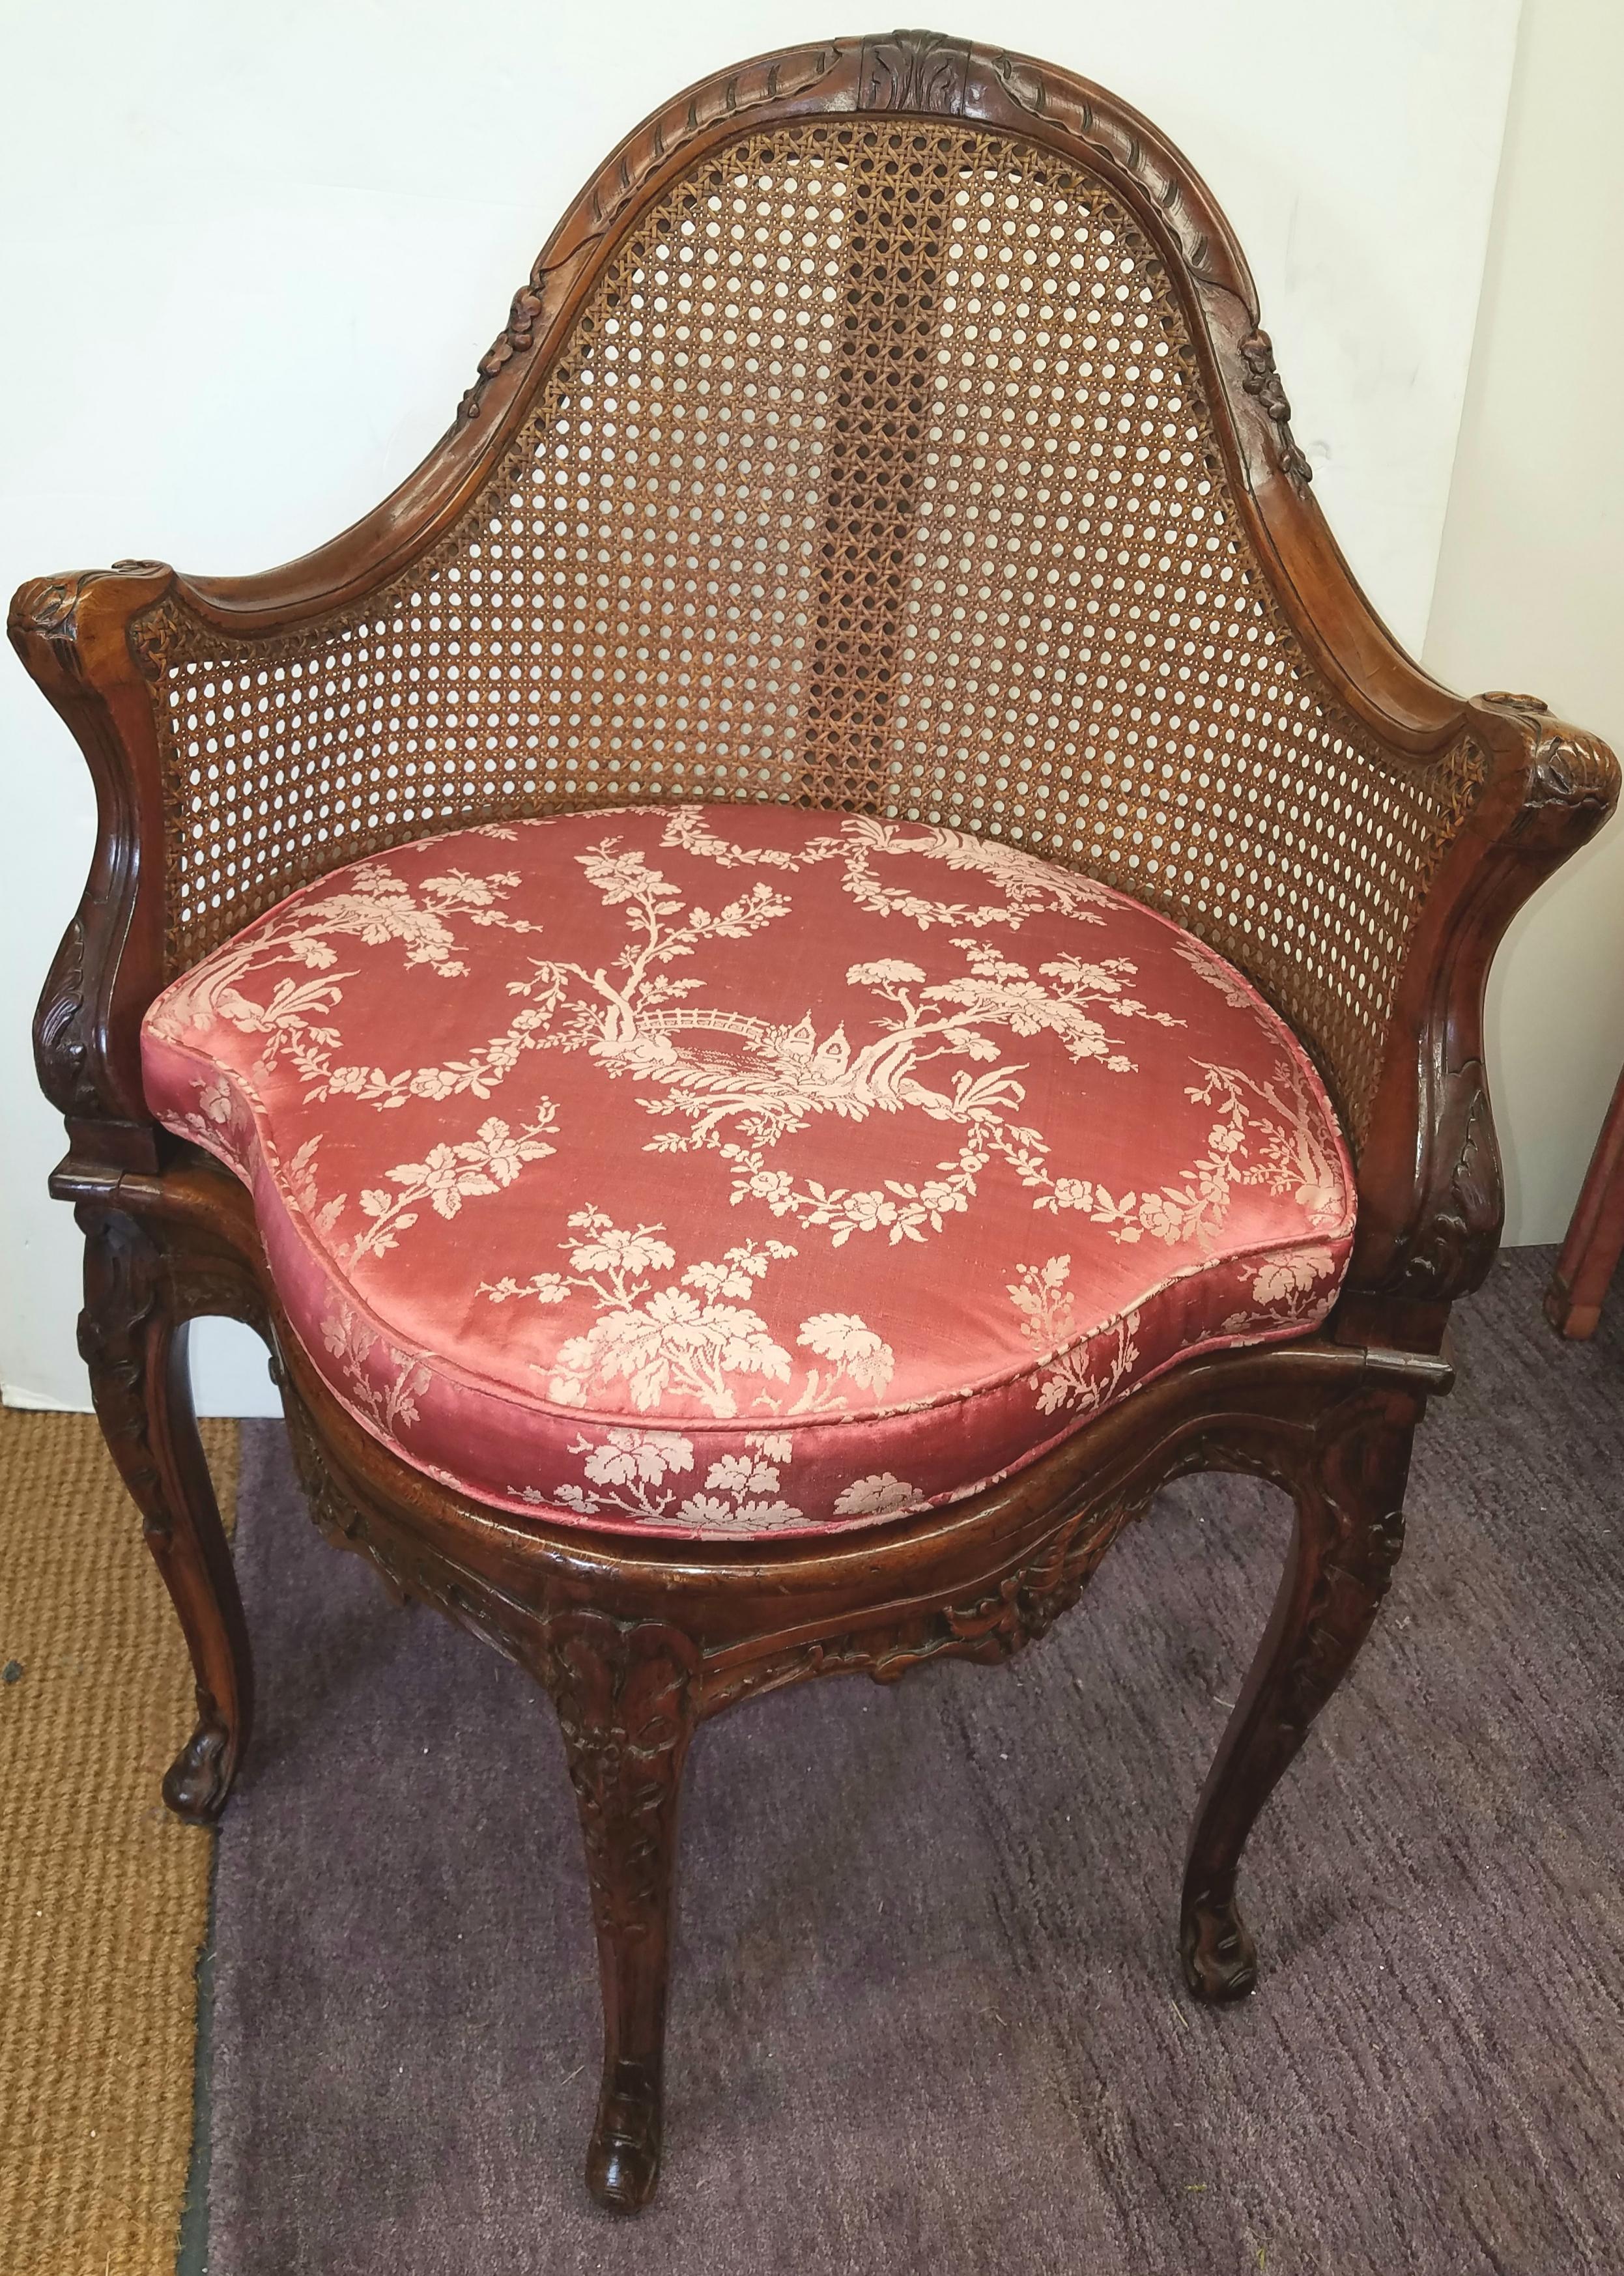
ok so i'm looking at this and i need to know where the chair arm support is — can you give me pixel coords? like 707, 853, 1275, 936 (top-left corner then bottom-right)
10, 561, 178, 1167
1337, 691, 1619, 1337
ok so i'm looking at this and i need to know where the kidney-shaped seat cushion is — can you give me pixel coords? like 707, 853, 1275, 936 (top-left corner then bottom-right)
143, 804, 1354, 1539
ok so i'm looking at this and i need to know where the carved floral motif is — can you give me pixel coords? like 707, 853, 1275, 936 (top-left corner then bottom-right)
8, 571, 104, 683
1399, 1070, 1500, 1303
35, 915, 98, 1118
1238, 330, 1313, 487
857, 31, 970, 115
547, 1611, 698, 1940
1480, 694, 1621, 827
1283, 1503, 1406, 1732
76, 1208, 167, 1516
706, 1490, 1144, 1711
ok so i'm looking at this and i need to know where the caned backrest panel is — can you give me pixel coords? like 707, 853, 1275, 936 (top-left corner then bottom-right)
147, 115, 1483, 1145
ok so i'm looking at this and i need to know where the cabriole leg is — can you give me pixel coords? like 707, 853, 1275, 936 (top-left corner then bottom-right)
1180, 1391, 1417, 2001
543, 1610, 699, 2213
77, 1205, 253, 1823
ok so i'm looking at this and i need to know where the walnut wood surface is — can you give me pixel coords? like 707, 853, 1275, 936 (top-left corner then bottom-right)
75, 1201, 259, 1821
1546, 1062, 1624, 1337
11, 29, 1617, 2214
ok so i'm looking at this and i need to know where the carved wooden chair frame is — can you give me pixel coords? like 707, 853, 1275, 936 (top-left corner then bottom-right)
12, 32, 1616, 2212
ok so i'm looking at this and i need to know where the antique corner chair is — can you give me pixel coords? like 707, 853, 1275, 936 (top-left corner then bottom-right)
12, 29, 1617, 2214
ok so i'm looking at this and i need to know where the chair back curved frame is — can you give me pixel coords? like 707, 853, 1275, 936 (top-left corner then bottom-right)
10, 31, 1617, 2213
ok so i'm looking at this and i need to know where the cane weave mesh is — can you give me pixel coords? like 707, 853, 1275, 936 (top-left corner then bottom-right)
145, 117, 1485, 1146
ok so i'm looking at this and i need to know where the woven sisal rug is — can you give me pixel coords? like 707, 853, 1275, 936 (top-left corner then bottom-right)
0, 1407, 236, 2276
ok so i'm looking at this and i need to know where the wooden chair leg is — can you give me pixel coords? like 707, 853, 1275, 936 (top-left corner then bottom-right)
1545, 1060, 1624, 1338
1180, 1393, 1414, 2001
77, 1205, 253, 1824
543, 1611, 700, 2214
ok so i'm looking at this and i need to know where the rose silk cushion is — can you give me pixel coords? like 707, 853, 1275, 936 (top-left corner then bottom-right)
141, 804, 1354, 1539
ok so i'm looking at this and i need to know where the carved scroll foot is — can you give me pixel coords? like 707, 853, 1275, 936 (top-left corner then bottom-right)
1179, 1391, 1417, 1999
543, 1610, 700, 2214
78, 1206, 255, 1822
1180, 1885, 1258, 2003
161, 1718, 237, 1825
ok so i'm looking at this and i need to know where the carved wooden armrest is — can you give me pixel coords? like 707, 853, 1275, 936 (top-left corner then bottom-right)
11, 562, 177, 1168
1336, 692, 1618, 1335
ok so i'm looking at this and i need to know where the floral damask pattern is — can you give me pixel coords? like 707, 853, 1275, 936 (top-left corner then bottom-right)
143, 803, 1356, 1537
482, 1207, 896, 1417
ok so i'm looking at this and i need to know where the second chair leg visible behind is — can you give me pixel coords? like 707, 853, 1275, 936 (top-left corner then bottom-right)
1545, 1062, 1624, 1338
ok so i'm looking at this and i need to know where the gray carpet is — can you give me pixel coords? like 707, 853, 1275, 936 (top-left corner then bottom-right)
205, 1247, 1624, 2274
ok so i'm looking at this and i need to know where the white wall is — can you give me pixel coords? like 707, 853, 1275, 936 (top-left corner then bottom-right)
0, 1, 1520, 1413
1423, 0, 1624, 1244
